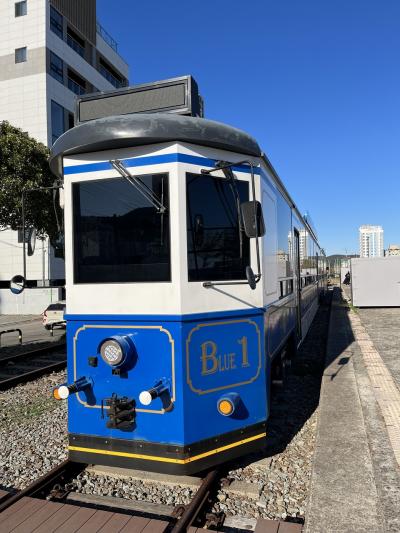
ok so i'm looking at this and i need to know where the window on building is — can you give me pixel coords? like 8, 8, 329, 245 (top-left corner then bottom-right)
15, 1, 27, 17
99, 58, 124, 88
66, 27, 85, 57
51, 100, 65, 144
68, 113, 74, 129
50, 6, 63, 39
15, 47, 27, 63
67, 68, 85, 95
49, 51, 63, 83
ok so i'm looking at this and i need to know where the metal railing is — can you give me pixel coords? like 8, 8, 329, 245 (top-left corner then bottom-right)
68, 77, 85, 96
96, 21, 118, 53
0, 329, 22, 347
99, 64, 123, 89
67, 33, 84, 58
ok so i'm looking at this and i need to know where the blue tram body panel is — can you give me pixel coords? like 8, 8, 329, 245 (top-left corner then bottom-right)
66, 310, 267, 472
182, 313, 267, 441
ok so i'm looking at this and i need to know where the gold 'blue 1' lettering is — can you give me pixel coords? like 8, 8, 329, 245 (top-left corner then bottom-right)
238, 336, 250, 367
200, 341, 218, 375
200, 337, 250, 375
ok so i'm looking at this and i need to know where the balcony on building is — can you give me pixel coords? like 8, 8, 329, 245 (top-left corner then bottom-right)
66, 27, 85, 58
96, 21, 129, 87
98, 57, 125, 89
67, 69, 86, 96
96, 21, 118, 53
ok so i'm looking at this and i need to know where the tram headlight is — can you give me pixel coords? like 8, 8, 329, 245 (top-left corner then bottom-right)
99, 335, 135, 368
100, 339, 124, 366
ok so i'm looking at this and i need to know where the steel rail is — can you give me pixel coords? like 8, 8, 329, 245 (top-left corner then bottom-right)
0, 360, 66, 390
0, 460, 85, 514
0, 343, 66, 390
171, 469, 220, 533
0, 342, 66, 364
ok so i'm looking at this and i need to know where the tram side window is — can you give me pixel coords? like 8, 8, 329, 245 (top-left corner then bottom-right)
73, 174, 170, 283
308, 239, 317, 282
186, 173, 249, 282
300, 228, 311, 283
276, 191, 293, 297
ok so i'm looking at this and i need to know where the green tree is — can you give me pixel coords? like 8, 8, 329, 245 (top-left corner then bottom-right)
0, 121, 60, 243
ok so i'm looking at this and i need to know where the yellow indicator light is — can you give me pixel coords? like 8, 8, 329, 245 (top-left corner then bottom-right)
218, 399, 233, 416
53, 388, 61, 400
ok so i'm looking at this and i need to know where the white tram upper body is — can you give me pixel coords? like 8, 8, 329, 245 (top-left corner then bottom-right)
49, 109, 326, 474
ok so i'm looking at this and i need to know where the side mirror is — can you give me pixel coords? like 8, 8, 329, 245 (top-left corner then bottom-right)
241, 201, 265, 238
246, 266, 257, 290
27, 227, 37, 256
10, 274, 26, 294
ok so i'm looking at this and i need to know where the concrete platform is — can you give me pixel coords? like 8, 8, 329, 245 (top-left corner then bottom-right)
306, 288, 400, 533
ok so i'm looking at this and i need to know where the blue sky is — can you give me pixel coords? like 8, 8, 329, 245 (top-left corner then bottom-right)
97, 0, 400, 255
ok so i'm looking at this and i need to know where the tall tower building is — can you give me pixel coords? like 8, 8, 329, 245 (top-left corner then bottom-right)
0, 0, 130, 313
0, 0, 129, 145
299, 228, 308, 263
359, 225, 384, 258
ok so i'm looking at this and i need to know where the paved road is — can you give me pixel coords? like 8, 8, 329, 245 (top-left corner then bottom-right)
0, 314, 64, 348
358, 307, 400, 392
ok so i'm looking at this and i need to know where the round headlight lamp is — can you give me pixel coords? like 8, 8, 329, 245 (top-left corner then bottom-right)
99, 336, 134, 367
100, 339, 124, 366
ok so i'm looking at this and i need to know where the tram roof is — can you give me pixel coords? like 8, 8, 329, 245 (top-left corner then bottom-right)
49, 113, 261, 178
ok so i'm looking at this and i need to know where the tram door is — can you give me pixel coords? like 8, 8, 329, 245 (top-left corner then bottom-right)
293, 229, 302, 341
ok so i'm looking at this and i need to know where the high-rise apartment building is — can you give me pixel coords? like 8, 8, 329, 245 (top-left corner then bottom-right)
0, 0, 129, 145
359, 225, 384, 258
299, 228, 308, 263
0, 0, 130, 312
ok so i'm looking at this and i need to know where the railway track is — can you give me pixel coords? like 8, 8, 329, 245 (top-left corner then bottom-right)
0, 343, 66, 390
0, 460, 302, 532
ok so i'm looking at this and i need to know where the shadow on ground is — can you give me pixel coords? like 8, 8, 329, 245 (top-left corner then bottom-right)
222, 287, 355, 469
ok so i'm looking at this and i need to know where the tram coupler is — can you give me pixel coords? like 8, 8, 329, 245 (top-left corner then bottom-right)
102, 393, 136, 430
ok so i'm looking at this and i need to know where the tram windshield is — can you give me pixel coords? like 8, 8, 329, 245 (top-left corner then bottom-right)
186, 173, 250, 281
73, 174, 170, 283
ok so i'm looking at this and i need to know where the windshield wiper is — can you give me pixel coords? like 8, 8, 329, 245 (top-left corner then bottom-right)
110, 159, 167, 213
218, 161, 244, 259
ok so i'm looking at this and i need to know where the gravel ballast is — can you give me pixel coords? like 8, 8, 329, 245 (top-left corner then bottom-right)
0, 370, 67, 490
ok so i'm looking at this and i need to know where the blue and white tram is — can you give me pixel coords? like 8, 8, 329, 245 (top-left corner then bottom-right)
49, 111, 326, 474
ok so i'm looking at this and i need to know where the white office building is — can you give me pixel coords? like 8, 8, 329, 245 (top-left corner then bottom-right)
0, 0, 129, 313
386, 244, 400, 257
359, 225, 384, 258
